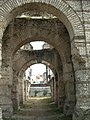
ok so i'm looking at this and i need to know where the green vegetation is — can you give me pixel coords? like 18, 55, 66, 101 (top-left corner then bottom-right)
43, 90, 48, 96
34, 90, 39, 97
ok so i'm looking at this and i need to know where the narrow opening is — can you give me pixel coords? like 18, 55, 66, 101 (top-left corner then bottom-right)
19, 41, 53, 51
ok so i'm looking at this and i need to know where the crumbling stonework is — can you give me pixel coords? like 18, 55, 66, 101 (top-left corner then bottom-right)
13, 49, 62, 108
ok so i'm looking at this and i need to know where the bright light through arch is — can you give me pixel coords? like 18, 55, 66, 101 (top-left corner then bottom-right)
30, 41, 45, 50
24, 63, 54, 84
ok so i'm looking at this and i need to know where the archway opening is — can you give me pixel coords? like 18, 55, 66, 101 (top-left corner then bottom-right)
1, 2, 78, 118
18, 61, 63, 119
12, 40, 63, 112
24, 63, 53, 99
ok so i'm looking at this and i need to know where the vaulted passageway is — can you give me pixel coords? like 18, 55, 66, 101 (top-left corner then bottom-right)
2, 15, 76, 119
1, 1, 89, 120
10, 41, 71, 119
12, 47, 62, 112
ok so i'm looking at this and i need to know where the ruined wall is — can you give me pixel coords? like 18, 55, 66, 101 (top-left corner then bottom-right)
13, 49, 62, 107
64, 1, 90, 119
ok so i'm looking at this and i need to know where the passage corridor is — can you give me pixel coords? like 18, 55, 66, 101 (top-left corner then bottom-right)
12, 97, 72, 120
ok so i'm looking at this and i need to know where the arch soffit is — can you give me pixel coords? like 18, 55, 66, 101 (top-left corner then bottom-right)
14, 57, 59, 75
3, 19, 70, 64
18, 60, 57, 78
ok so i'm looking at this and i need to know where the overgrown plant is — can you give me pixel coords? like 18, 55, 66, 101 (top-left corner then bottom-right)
34, 90, 39, 97
43, 90, 48, 96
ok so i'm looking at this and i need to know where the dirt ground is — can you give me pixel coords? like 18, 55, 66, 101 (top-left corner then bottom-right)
11, 97, 72, 120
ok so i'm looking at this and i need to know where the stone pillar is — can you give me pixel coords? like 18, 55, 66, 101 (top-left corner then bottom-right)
55, 73, 58, 104
50, 77, 56, 102
0, 108, 3, 120
73, 69, 90, 120
58, 72, 65, 112
49, 78, 54, 101
24, 80, 28, 101
12, 74, 20, 112
64, 79, 75, 115
19, 79, 24, 104
27, 81, 31, 99
71, 37, 90, 119
0, 67, 13, 117
53, 77, 57, 102
63, 63, 75, 116
24, 80, 31, 101
0, 29, 13, 117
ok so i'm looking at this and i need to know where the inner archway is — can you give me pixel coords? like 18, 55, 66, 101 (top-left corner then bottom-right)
24, 63, 53, 98
13, 42, 63, 110
2, 17, 76, 118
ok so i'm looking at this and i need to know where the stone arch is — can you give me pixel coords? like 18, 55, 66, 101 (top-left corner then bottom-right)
3, 18, 70, 68
13, 49, 62, 75
0, 0, 84, 41
13, 48, 62, 96
1, 18, 76, 116
12, 47, 73, 115
18, 60, 58, 104
18, 60, 56, 79
13, 58, 58, 110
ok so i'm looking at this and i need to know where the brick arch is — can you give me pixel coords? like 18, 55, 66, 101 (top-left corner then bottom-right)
2, 18, 75, 115
0, 0, 84, 41
16, 59, 57, 107
17, 60, 59, 107
13, 51, 61, 109
3, 19, 75, 107
13, 49, 61, 76
18, 60, 57, 79
3, 18, 70, 67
